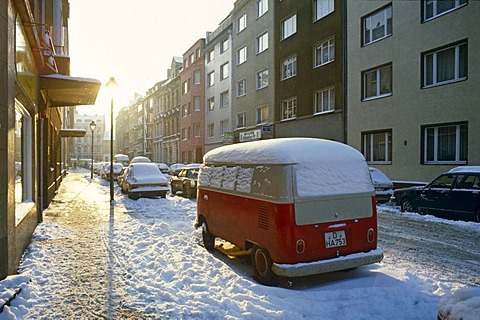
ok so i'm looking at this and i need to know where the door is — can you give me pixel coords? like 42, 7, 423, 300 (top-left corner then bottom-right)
418, 174, 455, 214
449, 174, 480, 221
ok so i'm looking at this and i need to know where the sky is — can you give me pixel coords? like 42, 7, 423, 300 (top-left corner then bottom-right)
68, 0, 234, 119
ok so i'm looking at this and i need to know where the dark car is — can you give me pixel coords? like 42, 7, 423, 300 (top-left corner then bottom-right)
170, 167, 199, 198
391, 167, 480, 222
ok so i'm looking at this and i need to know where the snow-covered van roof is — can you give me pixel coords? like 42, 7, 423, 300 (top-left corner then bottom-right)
202, 138, 374, 197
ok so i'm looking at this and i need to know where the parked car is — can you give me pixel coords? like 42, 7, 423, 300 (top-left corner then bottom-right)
391, 167, 480, 222
102, 163, 124, 180
168, 163, 186, 176
154, 162, 169, 174
130, 156, 151, 164
170, 166, 199, 198
121, 163, 169, 200
369, 167, 394, 203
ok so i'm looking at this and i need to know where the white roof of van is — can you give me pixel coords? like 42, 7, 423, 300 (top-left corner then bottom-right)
204, 138, 364, 165
203, 138, 373, 197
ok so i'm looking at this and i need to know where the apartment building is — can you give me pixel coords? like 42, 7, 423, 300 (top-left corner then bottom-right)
231, 0, 275, 143
274, 0, 345, 142
1, 0, 99, 279
72, 112, 105, 163
346, 0, 479, 182
204, 15, 234, 152
179, 39, 206, 163
151, 57, 183, 164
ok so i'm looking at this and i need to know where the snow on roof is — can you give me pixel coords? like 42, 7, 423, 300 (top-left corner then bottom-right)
204, 138, 364, 165
448, 166, 480, 173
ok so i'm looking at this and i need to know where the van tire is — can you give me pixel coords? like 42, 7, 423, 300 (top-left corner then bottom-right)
252, 245, 278, 286
202, 222, 215, 251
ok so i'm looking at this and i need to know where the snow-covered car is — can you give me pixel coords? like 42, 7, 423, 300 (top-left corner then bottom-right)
121, 163, 169, 200
170, 167, 199, 198
130, 156, 151, 164
391, 167, 480, 222
369, 167, 394, 203
102, 163, 124, 180
168, 163, 186, 176
154, 162, 170, 174
438, 287, 480, 320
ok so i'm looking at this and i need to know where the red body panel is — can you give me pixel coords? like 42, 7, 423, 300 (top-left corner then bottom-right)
197, 189, 378, 264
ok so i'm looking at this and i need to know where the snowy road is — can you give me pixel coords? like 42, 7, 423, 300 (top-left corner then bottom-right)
2, 170, 479, 319
377, 205, 480, 288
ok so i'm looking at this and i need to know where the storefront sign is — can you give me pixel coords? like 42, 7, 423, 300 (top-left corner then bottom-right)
239, 129, 261, 142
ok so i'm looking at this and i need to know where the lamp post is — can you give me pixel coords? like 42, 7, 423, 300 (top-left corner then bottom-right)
106, 77, 118, 202
89, 120, 96, 179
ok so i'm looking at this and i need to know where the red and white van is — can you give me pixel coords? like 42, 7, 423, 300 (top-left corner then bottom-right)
195, 138, 383, 285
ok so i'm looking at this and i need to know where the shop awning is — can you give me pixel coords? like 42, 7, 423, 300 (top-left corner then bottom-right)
60, 129, 87, 138
40, 74, 101, 107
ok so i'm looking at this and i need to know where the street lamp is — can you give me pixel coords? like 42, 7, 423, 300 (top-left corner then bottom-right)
89, 120, 96, 179
106, 77, 118, 202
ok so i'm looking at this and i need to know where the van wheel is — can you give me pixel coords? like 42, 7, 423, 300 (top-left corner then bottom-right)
400, 198, 416, 213
252, 245, 278, 286
202, 222, 215, 251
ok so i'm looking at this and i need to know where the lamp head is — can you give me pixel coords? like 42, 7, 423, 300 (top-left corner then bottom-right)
89, 120, 97, 132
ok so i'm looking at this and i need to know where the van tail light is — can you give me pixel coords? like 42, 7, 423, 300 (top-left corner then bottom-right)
367, 228, 375, 243
296, 239, 305, 254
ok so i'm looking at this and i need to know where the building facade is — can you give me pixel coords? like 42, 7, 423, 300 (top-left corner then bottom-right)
72, 112, 105, 164
231, 0, 275, 143
346, 0, 480, 182
1, 0, 99, 279
204, 15, 233, 152
274, 0, 345, 142
179, 39, 206, 163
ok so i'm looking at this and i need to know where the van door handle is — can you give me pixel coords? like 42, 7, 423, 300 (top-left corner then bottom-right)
203, 194, 209, 200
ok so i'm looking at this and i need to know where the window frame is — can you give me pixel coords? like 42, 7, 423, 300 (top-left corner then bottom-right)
362, 5, 392, 46
220, 90, 229, 108
207, 71, 215, 87
194, 69, 201, 85
362, 63, 393, 101
256, 31, 269, 54
194, 96, 201, 111
314, 0, 334, 22
314, 37, 335, 68
362, 130, 393, 164
281, 97, 297, 121
314, 86, 335, 114
237, 45, 247, 65
220, 62, 229, 80
281, 55, 297, 80
423, 0, 468, 22
281, 13, 297, 40
256, 0, 268, 18
207, 123, 215, 139
220, 38, 229, 53
422, 122, 467, 165
207, 97, 215, 112
236, 78, 247, 97
237, 12, 247, 33
256, 68, 269, 90
422, 41, 467, 88
236, 112, 246, 129
256, 105, 269, 125
220, 119, 229, 137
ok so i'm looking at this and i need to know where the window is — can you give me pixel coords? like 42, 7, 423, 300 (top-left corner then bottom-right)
194, 70, 201, 85
207, 97, 215, 112
314, 38, 335, 67
237, 13, 247, 33
423, 41, 467, 87
314, 0, 334, 21
362, 130, 392, 164
220, 62, 229, 80
256, 31, 268, 54
236, 112, 246, 128
256, 0, 268, 18
207, 50, 215, 63
182, 104, 188, 117
314, 87, 335, 114
363, 6, 392, 46
423, 123, 467, 164
193, 123, 201, 138
237, 45, 247, 65
236, 78, 246, 97
220, 119, 229, 136
194, 96, 201, 111
281, 97, 297, 120
256, 105, 269, 125
281, 13, 297, 40
182, 127, 188, 140
15, 100, 33, 222
363, 63, 392, 100
256, 68, 269, 90
208, 123, 215, 138
189, 53, 195, 64
281, 55, 297, 80
423, 0, 467, 21
221, 39, 229, 53
182, 80, 189, 94
220, 91, 229, 108
207, 71, 215, 87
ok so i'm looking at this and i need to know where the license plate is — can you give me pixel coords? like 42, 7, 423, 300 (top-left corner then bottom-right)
324, 231, 347, 248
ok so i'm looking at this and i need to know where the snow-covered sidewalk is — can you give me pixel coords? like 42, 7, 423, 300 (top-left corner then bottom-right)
0, 170, 476, 319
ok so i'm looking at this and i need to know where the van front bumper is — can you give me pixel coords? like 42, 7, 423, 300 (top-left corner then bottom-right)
271, 249, 384, 278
